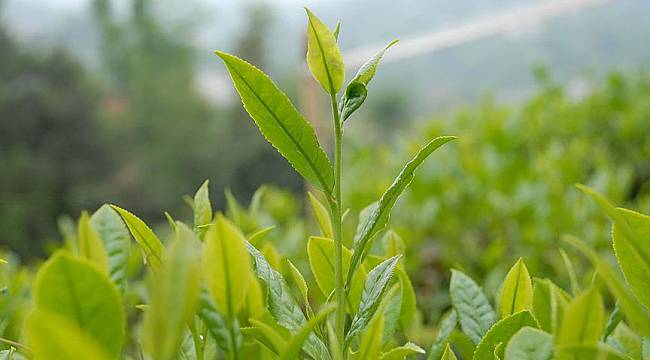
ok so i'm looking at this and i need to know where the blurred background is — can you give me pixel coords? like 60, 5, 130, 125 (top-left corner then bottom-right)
1, 0, 649, 320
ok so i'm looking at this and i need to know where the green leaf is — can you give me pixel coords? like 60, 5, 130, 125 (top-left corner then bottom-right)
563, 235, 650, 337
243, 319, 287, 355
347, 136, 456, 286
339, 40, 398, 122
577, 185, 650, 308
248, 225, 276, 247
279, 304, 336, 360
215, 51, 334, 194
193, 180, 212, 240
556, 288, 604, 346
27, 310, 111, 360
381, 284, 402, 346
532, 278, 570, 334
204, 214, 251, 320
556, 344, 630, 360
33, 251, 125, 357
346, 255, 401, 346
308, 192, 333, 239
498, 258, 533, 319
559, 249, 580, 296
91, 205, 130, 292
603, 304, 623, 341
472, 310, 539, 360
308, 236, 366, 311
305, 7, 344, 94
355, 304, 385, 360
395, 267, 417, 329
428, 310, 458, 360
505, 327, 553, 360
143, 223, 202, 360
287, 259, 310, 309
380, 342, 426, 360
450, 269, 497, 345
246, 241, 331, 360
110, 205, 165, 272
197, 289, 233, 355
609, 322, 642, 359
77, 211, 109, 273
442, 344, 459, 360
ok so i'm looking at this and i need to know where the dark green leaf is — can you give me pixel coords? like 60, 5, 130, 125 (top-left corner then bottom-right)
450, 269, 497, 345
472, 310, 538, 360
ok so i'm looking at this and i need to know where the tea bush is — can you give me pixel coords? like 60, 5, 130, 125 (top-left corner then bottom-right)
1, 8, 649, 360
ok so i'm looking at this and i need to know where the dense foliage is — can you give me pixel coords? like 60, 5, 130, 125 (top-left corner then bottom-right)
1, 7, 649, 360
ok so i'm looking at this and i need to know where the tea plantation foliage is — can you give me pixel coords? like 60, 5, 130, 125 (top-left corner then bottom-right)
1, 9, 649, 360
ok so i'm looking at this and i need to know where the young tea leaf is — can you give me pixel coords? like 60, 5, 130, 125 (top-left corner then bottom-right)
556, 287, 604, 346
91, 204, 130, 292
243, 319, 287, 355
111, 205, 165, 272
346, 255, 401, 346
204, 214, 251, 321
504, 327, 552, 360
428, 310, 458, 360
77, 211, 109, 274
441, 344, 458, 360
305, 8, 345, 94
308, 192, 333, 239
278, 304, 336, 360
450, 269, 497, 345
33, 251, 125, 358
347, 136, 456, 286
197, 289, 234, 355
472, 310, 539, 360
193, 180, 212, 240
498, 258, 533, 319
354, 304, 385, 360
380, 342, 425, 360
215, 51, 334, 195
381, 284, 403, 346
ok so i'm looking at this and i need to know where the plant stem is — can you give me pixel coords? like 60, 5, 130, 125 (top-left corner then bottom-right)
329, 93, 345, 359
229, 319, 240, 360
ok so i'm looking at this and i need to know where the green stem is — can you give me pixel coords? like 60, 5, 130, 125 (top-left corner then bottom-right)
329, 93, 345, 359
229, 319, 239, 360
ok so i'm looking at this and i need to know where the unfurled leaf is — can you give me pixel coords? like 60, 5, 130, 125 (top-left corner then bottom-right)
27, 310, 111, 360
193, 180, 212, 240
248, 225, 276, 247
354, 304, 385, 360
347, 136, 456, 285
245, 273, 266, 319
197, 289, 233, 354
563, 235, 650, 336
442, 344, 458, 360
382, 230, 405, 258
428, 310, 458, 360
339, 40, 398, 122
557, 287, 604, 346
33, 251, 125, 357
308, 236, 365, 311
204, 214, 251, 320
243, 319, 287, 355
246, 241, 331, 360
505, 327, 552, 360
91, 205, 130, 292
111, 205, 165, 272
381, 342, 425, 360
279, 304, 336, 360
77, 211, 108, 273
286, 259, 311, 314
450, 269, 497, 345
498, 258, 533, 318
609, 322, 642, 359
381, 284, 402, 346
532, 278, 570, 334
346, 255, 401, 345
308, 192, 333, 238
472, 310, 539, 360
559, 249, 580, 296
215, 51, 334, 194
577, 185, 650, 308
305, 8, 344, 94
395, 267, 416, 329
143, 223, 202, 360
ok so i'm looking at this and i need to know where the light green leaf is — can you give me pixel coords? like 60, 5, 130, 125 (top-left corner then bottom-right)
346, 255, 401, 346
333, 21, 341, 40
473, 310, 539, 360
563, 235, 650, 336
556, 287, 604, 346
110, 205, 165, 272
532, 278, 570, 334
355, 304, 385, 360
498, 258, 533, 319
248, 225, 276, 247
450, 269, 497, 345
143, 223, 202, 360
245, 319, 288, 355
305, 7, 344, 94
340, 40, 398, 122
382, 230, 405, 258
395, 267, 417, 329
559, 249, 580, 296
279, 304, 336, 360
197, 289, 233, 355
381, 284, 402, 346
91, 205, 130, 292
505, 327, 552, 360
77, 211, 109, 273
308, 236, 365, 311
204, 214, 251, 320
347, 136, 456, 286
308, 192, 333, 239
442, 344, 458, 360
193, 180, 212, 240
577, 185, 650, 308
215, 51, 334, 194
33, 251, 124, 357
381, 342, 426, 360
428, 310, 458, 360
27, 310, 111, 360
556, 344, 630, 360
287, 259, 309, 309
246, 241, 331, 360
609, 322, 642, 359
603, 304, 623, 341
